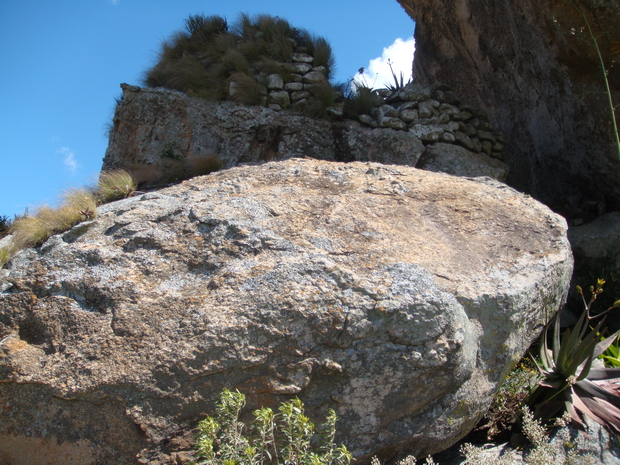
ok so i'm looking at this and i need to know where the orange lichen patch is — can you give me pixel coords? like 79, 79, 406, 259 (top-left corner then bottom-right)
2, 336, 29, 353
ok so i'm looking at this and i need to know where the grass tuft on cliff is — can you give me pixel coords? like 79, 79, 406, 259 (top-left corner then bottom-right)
10, 187, 98, 250
98, 169, 137, 202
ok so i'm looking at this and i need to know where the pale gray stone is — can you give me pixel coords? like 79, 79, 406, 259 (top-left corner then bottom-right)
417, 142, 510, 181
400, 109, 419, 123
439, 103, 461, 117
454, 131, 476, 150
285, 62, 312, 74
292, 53, 313, 63
266, 74, 284, 90
358, 114, 377, 126
284, 82, 304, 91
418, 100, 437, 118
268, 90, 290, 107
379, 116, 408, 130
397, 84, 432, 101
378, 104, 400, 118
290, 91, 311, 102
302, 71, 326, 84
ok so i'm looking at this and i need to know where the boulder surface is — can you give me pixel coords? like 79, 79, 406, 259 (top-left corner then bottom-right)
0, 159, 572, 464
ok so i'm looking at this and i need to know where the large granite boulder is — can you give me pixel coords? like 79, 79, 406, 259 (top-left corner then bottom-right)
397, 0, 620, 222
0, 159, 572, 464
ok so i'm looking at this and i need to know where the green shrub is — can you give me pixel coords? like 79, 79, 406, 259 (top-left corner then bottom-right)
194, 389, 352, 465
0, 215, 13, 239
476, 356, 538, 441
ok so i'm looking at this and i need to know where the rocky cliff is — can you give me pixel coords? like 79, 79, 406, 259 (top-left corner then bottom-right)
102, 83, 509, 187
397, 0, 620, 222
0, 159, 572, 464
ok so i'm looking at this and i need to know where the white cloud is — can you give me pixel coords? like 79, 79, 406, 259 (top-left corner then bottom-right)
57, 147, 78, 174
107, 0, 120, 4
355, 37, 416, 89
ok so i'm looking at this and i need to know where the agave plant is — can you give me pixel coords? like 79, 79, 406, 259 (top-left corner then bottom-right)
525, 279, 620, 434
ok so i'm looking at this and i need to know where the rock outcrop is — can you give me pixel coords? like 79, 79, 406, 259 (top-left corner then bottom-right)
0, 159, 572, 464
102, 83, 508, 186
397, 0, 620, 221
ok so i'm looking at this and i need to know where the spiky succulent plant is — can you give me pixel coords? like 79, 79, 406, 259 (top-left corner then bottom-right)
526, 279, 620, 434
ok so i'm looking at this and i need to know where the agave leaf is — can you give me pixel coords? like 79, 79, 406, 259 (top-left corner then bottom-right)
553, 315, 564, 362
539, 378, 566, 389
555, 324, 572, 369
566, 340, 597, 377
568, 387, 607, 426
540, 328, 555, 371
576, 351, 596, 382
580, 396, 620, 434
566, 325, 603, 376
594, 330, 620, 358
587, 367, 620, 381
565, 389, 589, 427
569, 308, 589, 348
575, 380, 620, 409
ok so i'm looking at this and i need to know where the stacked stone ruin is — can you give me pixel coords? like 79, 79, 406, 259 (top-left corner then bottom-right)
258, 53, 329, 111
359, 84, 507, 160
235, 47, 506, 161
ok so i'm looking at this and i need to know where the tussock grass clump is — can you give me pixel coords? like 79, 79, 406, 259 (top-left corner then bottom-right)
142, 13, 336, 112
0, 245, 16, 268
229, 72, 267, 106
98, 169, 137, 202
0, 172, 134, 268
312, 37, 335, 78
8, 188, 99, 251
303, 81, 338, 119
345, 82, 381, 118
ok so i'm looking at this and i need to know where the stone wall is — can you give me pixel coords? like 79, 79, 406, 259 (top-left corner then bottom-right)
355, 83, 506, 160
103, 83, 509, 187
231, 51, 331, 112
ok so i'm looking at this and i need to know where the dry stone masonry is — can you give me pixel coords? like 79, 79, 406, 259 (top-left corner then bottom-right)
355, 83, 506, 160
228, 50, 331, 112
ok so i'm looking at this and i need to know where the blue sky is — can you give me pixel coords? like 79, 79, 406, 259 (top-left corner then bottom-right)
0, 0, 415, 219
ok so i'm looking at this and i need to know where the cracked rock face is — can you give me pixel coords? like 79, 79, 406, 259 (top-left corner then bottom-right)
0, 159, 572, 463
397, 0, 620, 221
